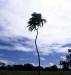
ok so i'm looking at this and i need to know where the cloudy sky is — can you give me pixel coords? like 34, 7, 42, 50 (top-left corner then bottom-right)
0, 0, 71, 67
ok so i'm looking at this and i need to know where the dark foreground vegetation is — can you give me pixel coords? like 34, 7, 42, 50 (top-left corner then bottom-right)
0, 70, 71, 75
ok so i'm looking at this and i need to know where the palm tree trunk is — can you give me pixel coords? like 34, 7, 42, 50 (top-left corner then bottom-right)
35, 28, 40, 75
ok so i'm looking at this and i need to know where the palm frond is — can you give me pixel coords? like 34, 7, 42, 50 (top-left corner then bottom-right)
27, 12, 47, 31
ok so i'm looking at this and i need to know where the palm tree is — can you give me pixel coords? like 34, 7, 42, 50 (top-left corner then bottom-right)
27, 12, 46, 75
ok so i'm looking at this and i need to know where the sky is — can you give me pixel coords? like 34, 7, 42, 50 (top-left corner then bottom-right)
0, 0, 71, 67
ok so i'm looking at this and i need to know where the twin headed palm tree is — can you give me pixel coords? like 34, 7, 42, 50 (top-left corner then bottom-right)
27, 12, 46, 74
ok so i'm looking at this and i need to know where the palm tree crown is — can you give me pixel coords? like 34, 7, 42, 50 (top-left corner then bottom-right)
27, 12, 46, 31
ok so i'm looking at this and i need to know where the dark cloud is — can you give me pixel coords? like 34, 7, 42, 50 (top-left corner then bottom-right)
10, 36, 33, 48
0, 24, 3, 31
0, 23, 5, 32
0, 39, 13, 47
62, 43, 71, 47
16, 37, 31, 42
0, 36, 33, 51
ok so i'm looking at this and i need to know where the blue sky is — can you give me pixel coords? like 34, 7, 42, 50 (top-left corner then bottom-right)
0, 0, 71, 67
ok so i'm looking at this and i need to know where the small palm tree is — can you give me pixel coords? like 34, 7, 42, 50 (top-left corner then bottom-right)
27, 12, 46, 75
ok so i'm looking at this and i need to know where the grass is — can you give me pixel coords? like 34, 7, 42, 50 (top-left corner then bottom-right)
0, 70, 71, 75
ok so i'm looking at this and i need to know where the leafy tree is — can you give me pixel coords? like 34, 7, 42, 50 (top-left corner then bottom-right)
45, 65, 58, 71
23, 64, 34, 71
60, 49, 71, 70
60, 61, 69, 70
66, 49, 71, 69
50, 65, 58, 71
27, 12, 46, 75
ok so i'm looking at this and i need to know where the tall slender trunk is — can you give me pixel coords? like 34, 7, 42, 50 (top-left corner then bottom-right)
35, 28, 40, 75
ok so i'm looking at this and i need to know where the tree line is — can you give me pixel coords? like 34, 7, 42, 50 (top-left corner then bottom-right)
0, 62, 71, 71
0, 63, 59, 71
0, 63, 71, 71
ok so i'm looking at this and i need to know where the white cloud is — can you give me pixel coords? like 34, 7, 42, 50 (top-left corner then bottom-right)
37, 0, 71, 43
55, 47, 68, 53
0, 59, 15, 65
15, 45, 33, 52
31, 63, 38, 66
60, 56, 66, 61
48, 62, 54, 66
0, 0, 71, 55
1, 0, 71, 41
57, 65, 62, 69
